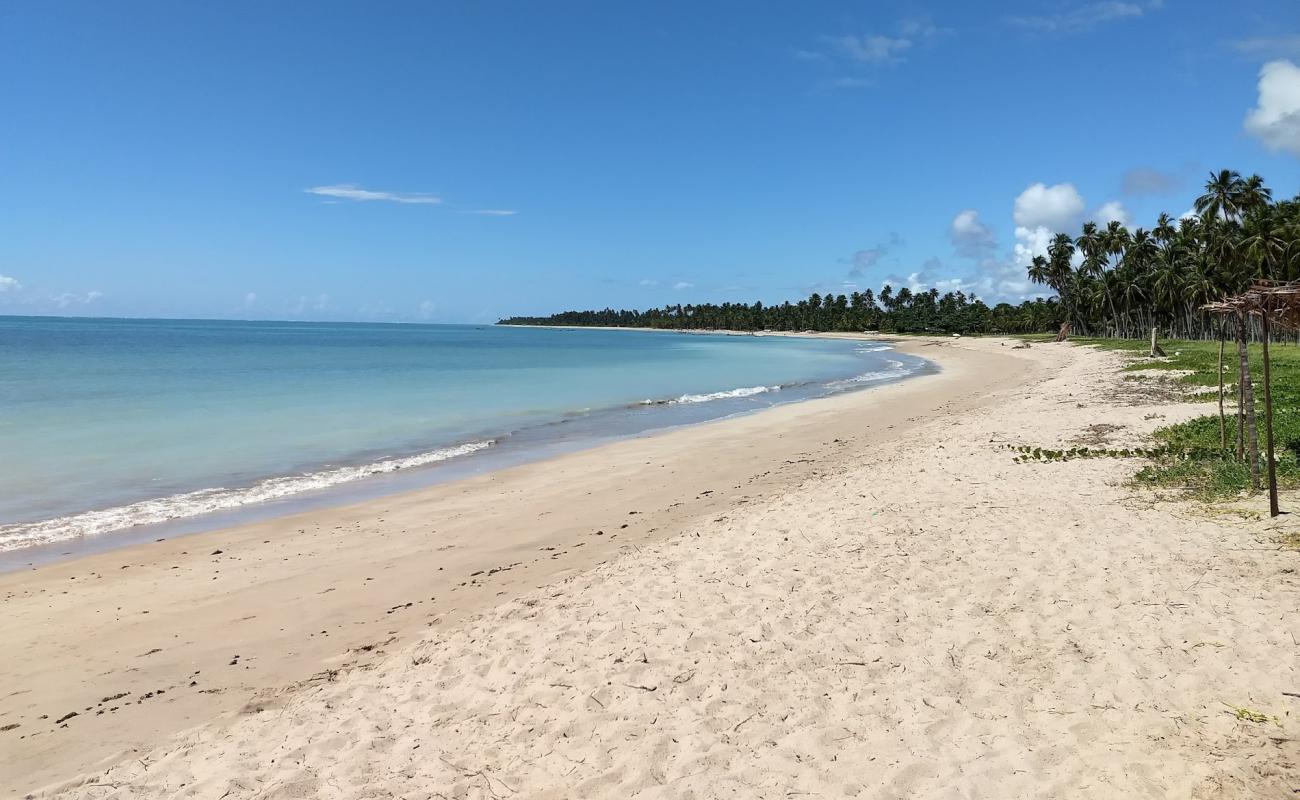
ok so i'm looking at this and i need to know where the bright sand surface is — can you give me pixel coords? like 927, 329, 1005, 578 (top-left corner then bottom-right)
4, 336, 1298, 798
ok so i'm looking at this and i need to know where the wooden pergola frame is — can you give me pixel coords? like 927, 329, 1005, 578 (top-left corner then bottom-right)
1203, 280, 1300, 517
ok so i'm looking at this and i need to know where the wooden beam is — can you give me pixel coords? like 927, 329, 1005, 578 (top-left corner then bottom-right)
1260, 310, 1280, 517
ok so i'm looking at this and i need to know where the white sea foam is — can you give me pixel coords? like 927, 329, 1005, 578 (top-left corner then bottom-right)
669, 385, 781, 404
0, 440, 494, 552
855, 345, 893, 353
825, 359, 913, 389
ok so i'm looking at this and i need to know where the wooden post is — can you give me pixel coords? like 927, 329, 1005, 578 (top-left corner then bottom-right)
1236, 313, 1246, 463
1218, 324, 1226, 450
1242, 313, 1262, 490
1260, 311, 1279, 517
1149, 327, 1165, 357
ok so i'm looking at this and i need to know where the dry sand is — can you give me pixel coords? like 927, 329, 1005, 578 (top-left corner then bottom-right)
5, 337, 1299, 798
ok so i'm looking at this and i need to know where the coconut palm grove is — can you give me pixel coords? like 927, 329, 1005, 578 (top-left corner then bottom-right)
500, 170, 1300, 339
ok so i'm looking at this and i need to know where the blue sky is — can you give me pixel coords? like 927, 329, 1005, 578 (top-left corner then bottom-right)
1, 1, 1298, 322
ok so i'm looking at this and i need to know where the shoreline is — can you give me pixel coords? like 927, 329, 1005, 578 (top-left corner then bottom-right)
7, 336, 1297, 798
0, 337, 1023, 796
0, 330, 921, 570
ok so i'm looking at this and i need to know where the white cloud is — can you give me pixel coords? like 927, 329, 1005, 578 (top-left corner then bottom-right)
241, 292, 257, 309
305, 184, 443, 205
0, 275, 19, 292
1012, 182, 1085, 231
1244, 59, 1300, 157
1013, 225, 1054, 266
638, 279, 660, 287
1092, 200, 1130, 226
1008, 1, 1150, 34
461, 209, 517, 216
673, 281, 695, 290
949, 210, 997, 258
826, 34, 912, 63
417, 300, 435, 319
50, 290, 102, 308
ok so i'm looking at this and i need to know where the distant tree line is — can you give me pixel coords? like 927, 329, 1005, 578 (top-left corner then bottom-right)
499, 289, 1062, 335
501, 170, 1298, 340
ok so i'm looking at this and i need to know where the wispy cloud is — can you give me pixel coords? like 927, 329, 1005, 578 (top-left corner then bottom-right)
0, 274, 19, 292
460, 209, 518, 216
801, 17, 947, 88
1230, 34, 1300, 58
840, 232, 902, 277
1120, 166, 1181, 195
1008, 1, 1157, 34
51, 290, 102, 308
824, 34, 912, 64
305, 184, 443, 205
673, 281, 695, 290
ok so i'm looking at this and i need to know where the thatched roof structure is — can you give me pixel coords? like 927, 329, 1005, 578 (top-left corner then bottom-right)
1202, 280, 1300, 330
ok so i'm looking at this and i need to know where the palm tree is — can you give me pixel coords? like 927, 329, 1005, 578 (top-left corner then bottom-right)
1195, 169, 1246, 223
1241, 174, 1273, 213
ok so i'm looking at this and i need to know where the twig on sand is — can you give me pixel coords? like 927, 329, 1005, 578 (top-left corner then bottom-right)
733, 712, 759, 732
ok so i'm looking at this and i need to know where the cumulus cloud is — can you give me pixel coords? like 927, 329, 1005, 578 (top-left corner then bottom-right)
1012, 182, 1085, 231
673, 281, 695, 290
1244, 59, 1300, 156
0, 274, 19, 292
1092, 200, 1130, 226
1012, 226, 1054, 267
949, 210, 997, 258
305, 184, 443, 205
1121, 167, 1180, 195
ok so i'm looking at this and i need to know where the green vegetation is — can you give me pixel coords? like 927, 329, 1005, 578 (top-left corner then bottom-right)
1028, 170, 1299, 339
499, 290, 1059, 335
1063, 337, 1300, 501
1226, 705, 1281, 726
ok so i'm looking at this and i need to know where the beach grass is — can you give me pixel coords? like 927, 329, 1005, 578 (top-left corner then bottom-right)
1062, 335, 1300, 501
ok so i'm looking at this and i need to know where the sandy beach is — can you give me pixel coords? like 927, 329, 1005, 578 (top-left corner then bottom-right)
5, 337, 1298, 798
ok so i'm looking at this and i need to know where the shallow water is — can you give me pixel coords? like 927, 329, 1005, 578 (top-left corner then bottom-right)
0, 317, 928, 553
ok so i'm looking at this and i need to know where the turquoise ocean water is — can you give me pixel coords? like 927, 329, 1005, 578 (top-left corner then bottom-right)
0, 317, 929, 555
